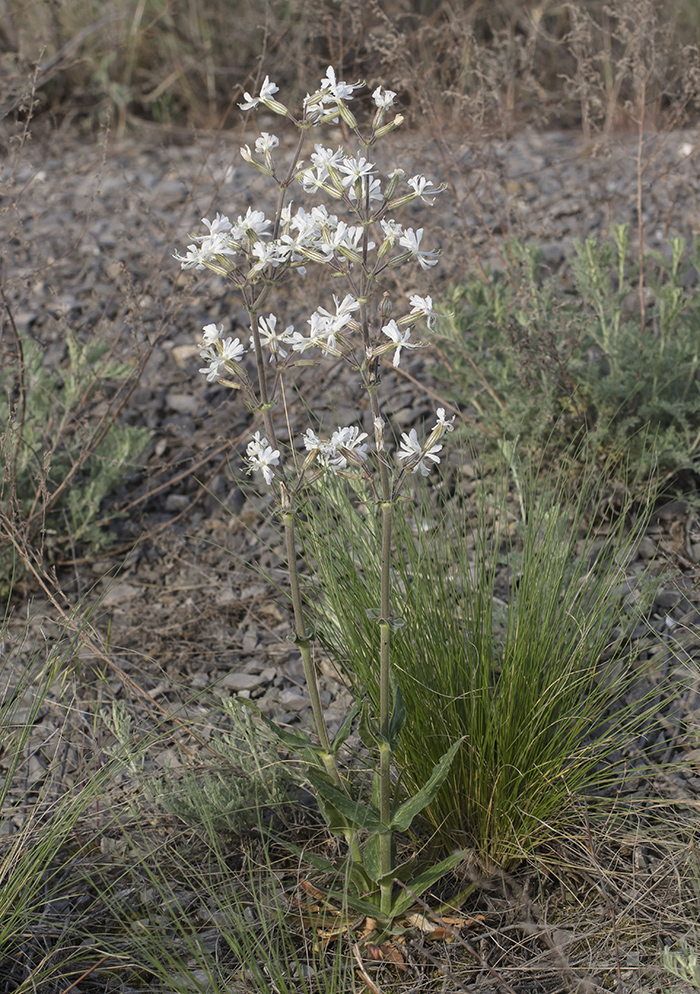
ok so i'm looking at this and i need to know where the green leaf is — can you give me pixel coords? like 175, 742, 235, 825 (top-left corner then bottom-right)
391, 849, 468, 918
361, 832, 398, 885
306, 769, 384, 833
365, 852, 416, 890
358, 700, 386, 751
315, 794, 356, 836
390, 737, 464, 833
287, 627, 316, 644
266, 833, 337, 873
330, 698, 361, 756
363, 833, 381, 883
313, 885, 383, 920
257, 713, 316, 750
266, 834, 374, 897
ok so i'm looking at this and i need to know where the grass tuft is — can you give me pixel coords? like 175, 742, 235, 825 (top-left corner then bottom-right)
301, 452, 665, 866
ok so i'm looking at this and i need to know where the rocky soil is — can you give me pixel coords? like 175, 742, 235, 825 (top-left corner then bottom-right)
2, 115, 700, 990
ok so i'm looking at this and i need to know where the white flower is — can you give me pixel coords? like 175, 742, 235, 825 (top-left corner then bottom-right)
315, 293, 359, 330
237, 208, 272, 239
287, 330, 315, 354
310, 205, 339, 228
310, 144, 345, 171
337, 153, 376, 188
175, 231, 235, 270
408, 294, 441, 329
330, 425, 368, 465
221, 337, 246, 362
380, 218, 403, 245
239, 75, 279, 111
678, 141, 694, 159
372, 86, 396, 110
397, 428, 443, 476
320, 66, 359, 103
254, 313, 294, 361
347, 175, 382, 203
255, 132, 279, 154
381, 320, 419, 367
399, 227, 439, 269
303, 428, 323, 452
407, 174, 441, 205
433, 407, 456, 436
199, 355, 226, 382
198, 337, 246, 382
249, 240, 285, 274
202, 213, 232, 236
199, 323, 223, 349
246, 431, 280, 485
299, 167, 331, 194
338, 225, 370, 253
303, 424, 368, 471
306, 311, 339, 355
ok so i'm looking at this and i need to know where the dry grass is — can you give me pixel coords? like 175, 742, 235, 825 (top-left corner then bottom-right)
2, 0, 700, 134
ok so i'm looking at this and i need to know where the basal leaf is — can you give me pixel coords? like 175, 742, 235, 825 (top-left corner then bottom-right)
390, 738, 464, 832
306, 769, 384, 833
391, 849, 467, 917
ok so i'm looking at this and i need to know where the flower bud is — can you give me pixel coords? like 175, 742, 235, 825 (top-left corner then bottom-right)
337, 101, 358, 130
387, 250, 413, 269
378, 292, 393, 320
263, 97, 290, 117
375, 115, 404, 138
384, 168, 405, 201
385, 192, 418, 210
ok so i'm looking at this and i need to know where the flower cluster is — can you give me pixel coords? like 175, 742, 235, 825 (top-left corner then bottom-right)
197, 323, 246, 383
303, 425, 369, 472
176, 196, 440, 280
175, 67, 453, 492
398, 408, 456, 477
246, 432, 280, 485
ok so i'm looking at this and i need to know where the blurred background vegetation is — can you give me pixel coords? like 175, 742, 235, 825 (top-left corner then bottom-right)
1, 0, 700, 135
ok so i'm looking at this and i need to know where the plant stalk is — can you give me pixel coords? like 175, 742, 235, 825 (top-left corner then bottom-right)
281, 506, 341, 788
379, 497, 393, 915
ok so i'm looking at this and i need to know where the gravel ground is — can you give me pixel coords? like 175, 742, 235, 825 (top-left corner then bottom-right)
4, 116, 700, 758
3, 117, 700, 989
3, 117, 700, 732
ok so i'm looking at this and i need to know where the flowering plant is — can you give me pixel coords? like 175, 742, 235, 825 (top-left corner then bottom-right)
175, 67, 463, 928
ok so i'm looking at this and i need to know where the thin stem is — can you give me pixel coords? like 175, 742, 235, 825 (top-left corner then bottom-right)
637, 78, 647, 337
272, 128, 305, 240
282, 506, 341, 788
248, 310, 276, 444
379, 498, 393, 915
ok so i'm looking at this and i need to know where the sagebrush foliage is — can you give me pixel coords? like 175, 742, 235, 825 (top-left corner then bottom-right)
438, 226, 700, 481
148, 701, 295, 835
0, 329, 149, 586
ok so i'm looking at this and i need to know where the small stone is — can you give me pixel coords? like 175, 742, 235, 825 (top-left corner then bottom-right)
102, 581, 141, 606
165, 494, 189, 512
278, 689, 312, 710
172, 344, 201, 368
241, 629, 258, 652
220, 672, 265, 692
636, 536, 659, 559
656, 589, 682, 609
166, 393, 198, 414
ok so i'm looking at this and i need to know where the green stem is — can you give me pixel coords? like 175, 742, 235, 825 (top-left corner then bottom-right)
282, 507, 341, 788
379, 496, 393, 916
